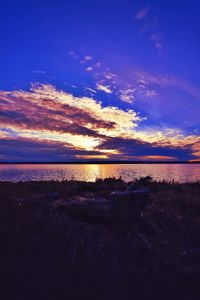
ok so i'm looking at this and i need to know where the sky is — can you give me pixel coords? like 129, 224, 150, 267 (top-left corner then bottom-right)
0, 0, 200, 162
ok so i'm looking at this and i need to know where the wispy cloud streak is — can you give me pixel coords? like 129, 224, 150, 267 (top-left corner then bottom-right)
135, 6, 150, 20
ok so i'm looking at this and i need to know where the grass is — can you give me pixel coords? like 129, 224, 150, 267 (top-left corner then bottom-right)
0, 177, 200, 299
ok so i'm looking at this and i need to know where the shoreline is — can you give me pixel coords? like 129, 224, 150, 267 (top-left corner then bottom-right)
0, 178, 200, 298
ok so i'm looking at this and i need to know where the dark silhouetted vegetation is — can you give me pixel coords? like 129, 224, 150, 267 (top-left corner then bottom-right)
0, 177, 200, 299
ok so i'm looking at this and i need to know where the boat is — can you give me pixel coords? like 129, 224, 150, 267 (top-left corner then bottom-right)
54, 183, 150, 222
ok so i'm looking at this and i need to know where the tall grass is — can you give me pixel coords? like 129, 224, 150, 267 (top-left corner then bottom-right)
0, 178, 200, 298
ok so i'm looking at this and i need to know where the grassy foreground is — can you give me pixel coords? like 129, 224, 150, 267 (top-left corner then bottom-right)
0, 177, 200, 299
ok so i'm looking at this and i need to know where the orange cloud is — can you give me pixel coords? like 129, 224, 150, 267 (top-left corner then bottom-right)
75, 155, 109, 160
139, 155, 178, 161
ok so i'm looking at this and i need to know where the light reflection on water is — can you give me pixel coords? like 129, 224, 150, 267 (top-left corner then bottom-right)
0, 164, 199, 183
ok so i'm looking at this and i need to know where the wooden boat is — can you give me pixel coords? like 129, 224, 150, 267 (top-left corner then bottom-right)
55, 185, 149, 223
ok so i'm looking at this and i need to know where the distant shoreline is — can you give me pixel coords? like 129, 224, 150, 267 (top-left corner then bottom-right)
0, 161, 199, 165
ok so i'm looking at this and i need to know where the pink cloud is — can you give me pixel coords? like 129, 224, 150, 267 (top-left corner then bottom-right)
135, 6, 150, 21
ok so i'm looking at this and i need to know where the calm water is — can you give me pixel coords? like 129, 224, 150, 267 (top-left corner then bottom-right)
0, 164, 199, 183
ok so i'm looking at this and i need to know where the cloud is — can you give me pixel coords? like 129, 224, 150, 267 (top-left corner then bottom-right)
96, 84, 112, 94
139, 155, 178, 161
150, 33, 163, 51
32, 70, 45, 75
84, 56, 93, 61
85, 87, 97, 94
118, 88, 136, 104
98, 69, 159, 103
75, 154, 108, 160
0, 83, 199, 162
68, 51, 79, 60
111, 66, 200, 102
86, 67, 93, 72
99, 135, 199, 161
68, 49, 200, 135
134, 7, 163, 54
0, 136, 111, 162
0, 83, 139, 152
135, 6, 150, 20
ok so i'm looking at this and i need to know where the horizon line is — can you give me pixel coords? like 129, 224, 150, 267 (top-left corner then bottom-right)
0, 161, 199, 164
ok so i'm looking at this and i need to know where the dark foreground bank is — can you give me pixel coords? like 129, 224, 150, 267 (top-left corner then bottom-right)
0, 178, 200, 299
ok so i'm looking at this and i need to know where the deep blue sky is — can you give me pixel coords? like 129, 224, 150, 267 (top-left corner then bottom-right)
0, 0, 200, 161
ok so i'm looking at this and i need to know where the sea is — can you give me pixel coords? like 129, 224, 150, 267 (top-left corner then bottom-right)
0, 163, 199, 183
